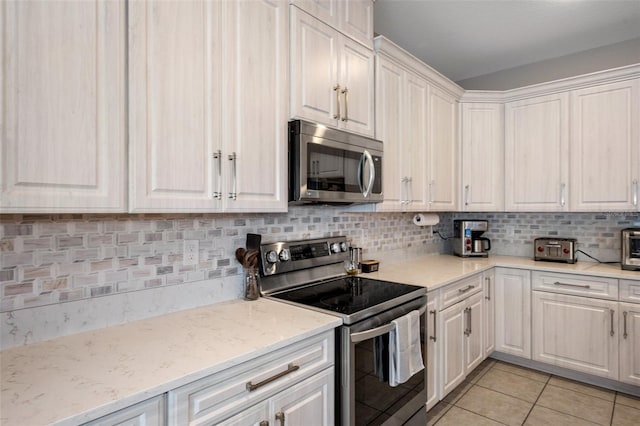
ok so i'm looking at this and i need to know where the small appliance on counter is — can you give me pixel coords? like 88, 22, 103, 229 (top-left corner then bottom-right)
453, 220, 491, 258
621, 228, 640, 270
534, 237, 577, 264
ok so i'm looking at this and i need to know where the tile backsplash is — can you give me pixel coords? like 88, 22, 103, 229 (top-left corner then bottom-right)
1, 208, 638, 348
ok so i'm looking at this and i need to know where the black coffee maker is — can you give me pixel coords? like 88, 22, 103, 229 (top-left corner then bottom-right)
453, 220, 491, 258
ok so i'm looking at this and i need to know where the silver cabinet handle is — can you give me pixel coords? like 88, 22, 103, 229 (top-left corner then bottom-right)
623, 311, 628, 339
341, 87, 349, 122
485, 277, 491, 300
633, 179, 638, 207
260, 421, 269, 426
560, 182, 566, 207
469, 307, 473, 335
429, 180, 434, 204
228, 152, 237, 200
400, 177, 408, 204
429, 309, 437, 342
458, 284, 475, 294
610, 309, 615, 337
333, 84, 341, 119
553, 281, 590, 289
464, 185, 470, 206
275, 412, 285, 426
464, 307, 471, 336
407, 177, 413, 204
212, 150, 222, 199
246, 363, 300, 392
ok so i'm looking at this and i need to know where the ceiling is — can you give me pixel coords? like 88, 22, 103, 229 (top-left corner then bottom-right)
374, 0, 640, 85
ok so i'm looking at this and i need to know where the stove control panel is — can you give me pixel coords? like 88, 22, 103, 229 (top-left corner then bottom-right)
260, 236, 350, 276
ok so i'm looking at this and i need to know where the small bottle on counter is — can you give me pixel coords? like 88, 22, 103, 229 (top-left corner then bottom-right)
244, 267, 260, 300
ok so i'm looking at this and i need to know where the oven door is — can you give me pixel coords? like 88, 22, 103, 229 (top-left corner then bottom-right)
623, 229, 640, 270
337, 296, 427, 426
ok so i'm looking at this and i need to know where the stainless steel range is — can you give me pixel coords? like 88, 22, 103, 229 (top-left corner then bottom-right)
260, 236, 428, 425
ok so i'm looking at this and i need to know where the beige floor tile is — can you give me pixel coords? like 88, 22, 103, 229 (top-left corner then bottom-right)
548, 376, 615, 402
436, 406, 504, 426
524, 405, 600, 426
492, 361, 550, 383
536, 384, 614, 426
612, 403, 640, 426
466, 358, 496, 384
426, 402, 451, 426
442, 380, 473, 404
477, 367, 546, 403
616, 393, 640, 410
455, 385, 533, 426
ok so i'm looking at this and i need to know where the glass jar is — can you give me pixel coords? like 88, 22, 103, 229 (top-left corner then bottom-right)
244, 267, 260, 301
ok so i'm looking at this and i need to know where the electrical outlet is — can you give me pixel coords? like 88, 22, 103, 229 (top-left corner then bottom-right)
184, 240, 199, 265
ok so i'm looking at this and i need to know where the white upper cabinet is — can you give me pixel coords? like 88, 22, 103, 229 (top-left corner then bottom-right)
570, 79, 639, 211
290, 7, 375, 137
428, 86, 459, 211
129, 0, 287, 213
375, 57, 428, 211
1, 0, 126, 213
290, 0, 373, 47
461, 103, 504, 211
505, 93, 570, 211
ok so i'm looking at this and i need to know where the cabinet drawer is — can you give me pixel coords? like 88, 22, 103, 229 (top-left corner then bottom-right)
83, 396, 166, 426
620, 280, 640, 303
439, 273, 483, 310
167, 331, 334, 426
532, 271, 618, 300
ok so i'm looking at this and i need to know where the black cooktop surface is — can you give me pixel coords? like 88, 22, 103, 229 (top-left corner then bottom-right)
270, 276, 424, 316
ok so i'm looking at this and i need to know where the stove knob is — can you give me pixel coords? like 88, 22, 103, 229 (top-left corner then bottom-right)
330, 243, 340, 253
340, 242, 348, 252
279, 249, 290, 262
266, 250, 278, 264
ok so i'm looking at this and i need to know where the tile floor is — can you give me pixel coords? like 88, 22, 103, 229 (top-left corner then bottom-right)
404, 359, 640, 426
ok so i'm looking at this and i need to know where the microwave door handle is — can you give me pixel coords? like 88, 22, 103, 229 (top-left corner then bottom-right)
350, 301, 428, 343
362, 150, 375, 198
357, 153, 365, 195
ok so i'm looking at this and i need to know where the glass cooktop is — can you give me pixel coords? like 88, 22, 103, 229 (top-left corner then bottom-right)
270, 276, 424, 317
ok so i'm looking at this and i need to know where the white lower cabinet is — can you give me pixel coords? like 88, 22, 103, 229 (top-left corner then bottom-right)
532, 291, 618, 380
167, 331, 334, 426
219, 368, 334, 426
83, 396, 166, 426
495, 268, 531, 359
439, 280, 484, 399
619, 302, 640, 386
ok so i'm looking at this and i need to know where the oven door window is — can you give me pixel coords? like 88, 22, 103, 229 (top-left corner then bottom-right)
631, 236, 640, 258
307, 143, 381, 194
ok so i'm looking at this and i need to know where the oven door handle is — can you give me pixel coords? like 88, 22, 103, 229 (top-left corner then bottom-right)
350, 301, 428, 343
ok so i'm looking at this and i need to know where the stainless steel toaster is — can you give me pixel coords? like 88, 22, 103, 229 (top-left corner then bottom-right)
534, 238, 577, 264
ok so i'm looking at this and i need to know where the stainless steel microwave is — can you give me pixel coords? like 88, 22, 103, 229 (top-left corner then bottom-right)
288, 120, 383, 204
622, 228, 640, 271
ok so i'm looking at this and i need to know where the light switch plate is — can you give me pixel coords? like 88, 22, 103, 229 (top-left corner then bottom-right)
184, 240, 199, 265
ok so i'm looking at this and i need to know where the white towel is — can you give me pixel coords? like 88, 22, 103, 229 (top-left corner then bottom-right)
389, 310, 424, 387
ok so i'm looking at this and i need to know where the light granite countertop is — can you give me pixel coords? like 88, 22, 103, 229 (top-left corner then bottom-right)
2, 255, 638, 426
0, 298, 342, 426
367, 254, 640, 290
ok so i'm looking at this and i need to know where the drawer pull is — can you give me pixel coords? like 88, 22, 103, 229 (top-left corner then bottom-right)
553, 281, 590, 289
458, 285, 475, 294
623, 311, 628, 339
610, 309, 615, 337
260, 422, 269, 426
246, 363, 300, 392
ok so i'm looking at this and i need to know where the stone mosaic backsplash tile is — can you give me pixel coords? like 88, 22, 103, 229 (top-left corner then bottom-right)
0, 208, 442, 312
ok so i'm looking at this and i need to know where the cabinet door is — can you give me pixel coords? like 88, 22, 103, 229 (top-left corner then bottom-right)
223, 0, 287, 212
1, 0, 126, 213
505, 93, 569, 211
217, 403, 270, 426
495, 268, 531, 359
403, 73, 429, 211
465, 292, 484, 374
340, 0, 373, 47
570, 79, 640, 211
620, 302, 640, 386
428, 86, 458, 211
374, 57, 404, 211
269, 368, 334, 426
290, 8, 338, 127
461, 103, 504, 211
339, 36, 375, 137
483, 270, 496, 356
426, 292, 439, 411
84, 396, 165, 426
532, 292, 618, 380
128, 0, 221, 212
439, 302, 465, 398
